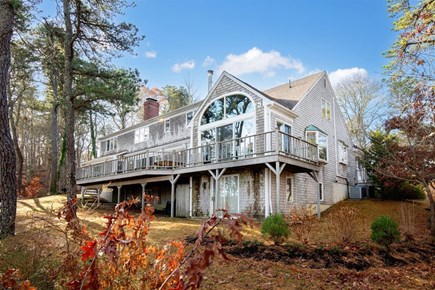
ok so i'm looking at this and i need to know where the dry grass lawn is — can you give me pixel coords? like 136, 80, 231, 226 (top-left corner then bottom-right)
1, 195, 434, 289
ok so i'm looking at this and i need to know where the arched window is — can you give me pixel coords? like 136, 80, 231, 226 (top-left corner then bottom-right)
199, 94, 255, 161
201, 94, 254, 125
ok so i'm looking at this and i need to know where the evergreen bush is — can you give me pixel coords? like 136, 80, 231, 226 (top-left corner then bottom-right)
371, 215, 400, 247
261, 214, 290, 245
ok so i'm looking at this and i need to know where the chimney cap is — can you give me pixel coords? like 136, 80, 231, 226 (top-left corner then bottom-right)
207, 70, 213, 75
145, 97, 157, 102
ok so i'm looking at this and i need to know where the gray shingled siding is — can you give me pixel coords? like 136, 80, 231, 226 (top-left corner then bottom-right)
289, 76, 354, 208
192, 167, 265, 218
100, 113, 191, 156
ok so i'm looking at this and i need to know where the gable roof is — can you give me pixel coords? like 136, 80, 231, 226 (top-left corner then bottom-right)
263, 72, 325, 109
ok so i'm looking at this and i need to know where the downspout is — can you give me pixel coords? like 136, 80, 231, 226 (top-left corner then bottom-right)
264, 104, 271, 216
332, 85, 339, 179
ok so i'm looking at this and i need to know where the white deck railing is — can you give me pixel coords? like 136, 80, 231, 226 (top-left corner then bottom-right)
77, 130, 318, 180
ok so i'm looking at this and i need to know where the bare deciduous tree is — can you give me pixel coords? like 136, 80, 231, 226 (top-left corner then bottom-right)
334, 72, 384, 148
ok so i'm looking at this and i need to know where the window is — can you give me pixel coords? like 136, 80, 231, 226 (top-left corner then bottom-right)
164, 119, 170, 133
321, 98, 331, 120
186, 111, 194, 125
319, 183, 324, 201
286, 177, 294, 203
218, 175, 239, 213
201, 94, 254, 125
199, 94, 255, 161
134, 127, 149, 144
200, 118, 255, 160
338, 141, 348, 164
306, 128, 328, 162
278, 122, 292, 154
317, 132, 328, 161
105, 138, 117, 152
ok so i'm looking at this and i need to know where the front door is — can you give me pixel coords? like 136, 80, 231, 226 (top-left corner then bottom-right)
176, 184, 190, 217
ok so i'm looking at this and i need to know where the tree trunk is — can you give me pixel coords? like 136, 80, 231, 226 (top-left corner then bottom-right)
0, 0, 17, 238
63, 0, 76, 201
89, 111, 97, 158
7, 85, 23, 195
9, 106, 23, 195
50, 101, 59, 194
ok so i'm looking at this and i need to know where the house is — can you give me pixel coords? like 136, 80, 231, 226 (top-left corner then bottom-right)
77, 70, 356, 218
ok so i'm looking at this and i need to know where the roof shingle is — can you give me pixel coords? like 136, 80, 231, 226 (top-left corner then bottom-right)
263, 72, 324, 109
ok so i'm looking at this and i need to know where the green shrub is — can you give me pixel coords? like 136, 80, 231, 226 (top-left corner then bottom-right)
261, 214, 290, 245
371, 215, 400, 247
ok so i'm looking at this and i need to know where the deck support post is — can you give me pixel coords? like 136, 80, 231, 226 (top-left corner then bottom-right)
117, 185, 123, 204
307, 171, 320, 220
170, 174, 181, 218
80, 187, 86, 205
141, 182, 147, 212
97, 187, 100, 204
189, 177, 193, 217
266, 162, 286, 214
265, 169, 270, 217
209, 168, 226, 215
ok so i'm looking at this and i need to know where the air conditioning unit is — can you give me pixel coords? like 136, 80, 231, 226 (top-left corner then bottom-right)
350, 186, 369, 199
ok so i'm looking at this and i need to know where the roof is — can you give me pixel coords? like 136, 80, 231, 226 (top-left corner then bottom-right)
306, 124, 326, 134
263, 72, 325, 109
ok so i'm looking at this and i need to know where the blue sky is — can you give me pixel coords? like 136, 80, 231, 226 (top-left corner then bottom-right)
41, 0, 398, 98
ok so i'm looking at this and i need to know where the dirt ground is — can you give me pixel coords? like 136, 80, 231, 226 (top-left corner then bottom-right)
3, 195, 434, 289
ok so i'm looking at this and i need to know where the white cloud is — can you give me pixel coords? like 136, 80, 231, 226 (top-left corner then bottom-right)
202, 56, 215, 67
145, 50, 157, 59
171, 60, 196, 73
329, 67, 368, 86
218, 47, 304, 77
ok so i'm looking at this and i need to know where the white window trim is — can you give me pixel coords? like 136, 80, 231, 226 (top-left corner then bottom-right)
276, 119, 292, 132
105, 137, 117, 152
199, 92, 255, 128
338, 141, 348, 164
199, 111, 255, 131
305, 130, 328, 162
198, 94, 256, 146
134, 126, 149, 144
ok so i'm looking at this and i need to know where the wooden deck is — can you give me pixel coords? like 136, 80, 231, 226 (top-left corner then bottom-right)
77, 130, 319, 186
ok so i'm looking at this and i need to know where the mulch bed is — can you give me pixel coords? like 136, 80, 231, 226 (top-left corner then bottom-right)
225, 240, 435, 271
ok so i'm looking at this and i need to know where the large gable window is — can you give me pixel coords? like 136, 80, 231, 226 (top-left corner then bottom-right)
200, 94, 255, 161
201, 94, 254, 125
306, 125, 328, 162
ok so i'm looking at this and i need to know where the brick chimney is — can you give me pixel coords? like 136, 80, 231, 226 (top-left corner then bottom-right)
143, 98, 159, 120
